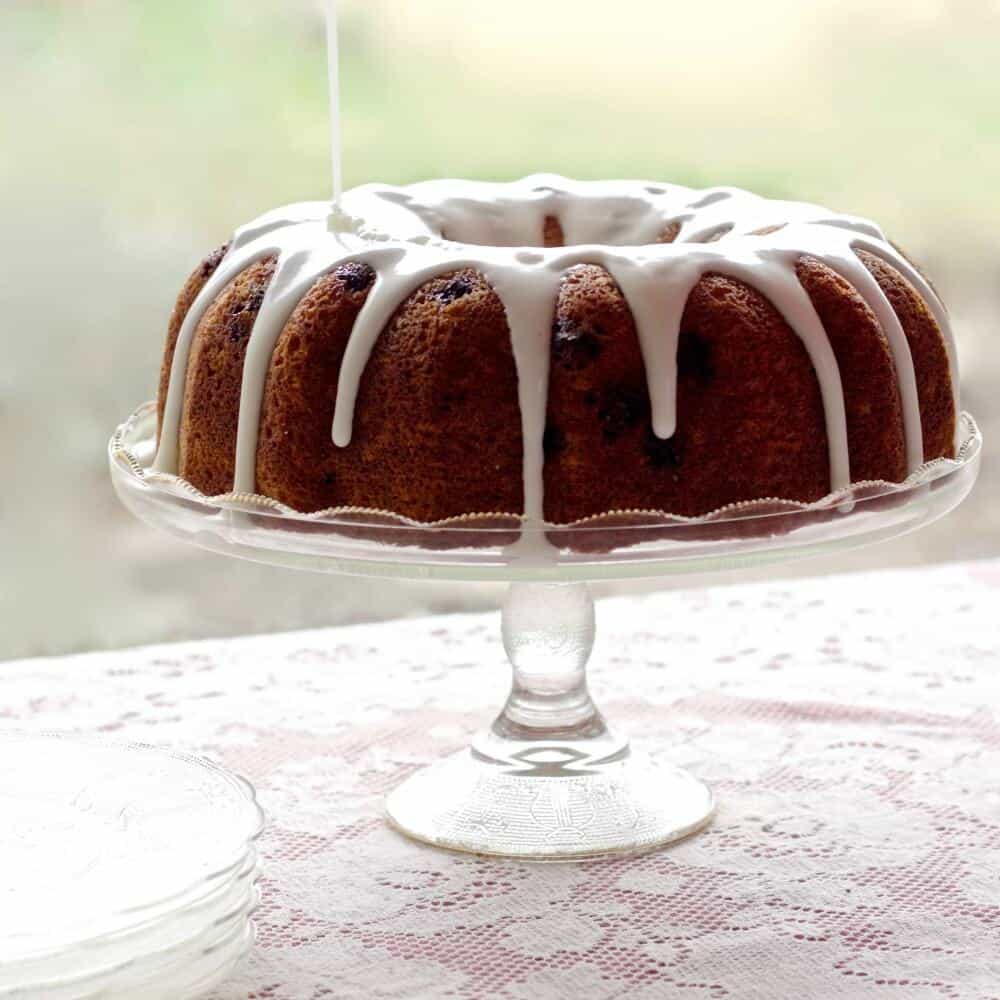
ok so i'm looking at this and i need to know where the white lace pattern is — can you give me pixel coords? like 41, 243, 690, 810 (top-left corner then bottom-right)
3, 561, 999, 998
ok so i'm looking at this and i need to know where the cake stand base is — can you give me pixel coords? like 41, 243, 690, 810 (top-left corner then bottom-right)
386, 741, 713, 861
386, 581, 714, 859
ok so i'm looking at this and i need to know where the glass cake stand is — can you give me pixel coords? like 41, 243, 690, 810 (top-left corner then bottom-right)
110, 403, 981, 860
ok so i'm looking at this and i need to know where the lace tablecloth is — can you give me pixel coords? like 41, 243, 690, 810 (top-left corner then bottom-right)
4, 560, 1000, 999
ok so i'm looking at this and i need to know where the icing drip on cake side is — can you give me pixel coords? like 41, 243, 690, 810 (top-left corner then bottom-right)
153, 176, 958, 521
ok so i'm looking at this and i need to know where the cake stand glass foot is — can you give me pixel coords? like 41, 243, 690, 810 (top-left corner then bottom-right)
385, 581, 715, 860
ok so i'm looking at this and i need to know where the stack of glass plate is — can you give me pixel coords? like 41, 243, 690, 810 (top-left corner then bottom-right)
0, 733, 263, 999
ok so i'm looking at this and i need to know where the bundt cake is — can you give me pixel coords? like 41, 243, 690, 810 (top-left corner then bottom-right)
154, 176, 958, 524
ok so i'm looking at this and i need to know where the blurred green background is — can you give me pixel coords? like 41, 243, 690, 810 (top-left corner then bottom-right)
2, 0, 997, 659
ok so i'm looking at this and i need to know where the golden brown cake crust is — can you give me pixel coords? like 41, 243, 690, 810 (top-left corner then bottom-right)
859, 250, 956, 461
795, 256, 907, 485
256, 263, 376, 511
260, 266, 524, 519
542, 266, 832, 521
176, 257, 277, 495
156, 242, 228, 438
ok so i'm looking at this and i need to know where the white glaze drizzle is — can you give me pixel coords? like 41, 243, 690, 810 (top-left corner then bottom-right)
154, 176, 959, 519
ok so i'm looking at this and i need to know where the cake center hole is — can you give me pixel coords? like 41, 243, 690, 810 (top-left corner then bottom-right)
441, 214, 568, 249
440, 212, 680, 249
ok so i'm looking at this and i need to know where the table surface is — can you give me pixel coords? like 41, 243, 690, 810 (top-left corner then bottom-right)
4, 560, 1000, 999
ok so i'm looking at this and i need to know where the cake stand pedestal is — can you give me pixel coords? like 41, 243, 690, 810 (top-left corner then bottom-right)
110, 404, 981, 859
386, 579, 714, 859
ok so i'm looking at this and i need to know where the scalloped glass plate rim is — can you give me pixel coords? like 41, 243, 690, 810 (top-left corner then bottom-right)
0, 885, 259, 999
6, 919, 256, 1000
0, 848, 258, 978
